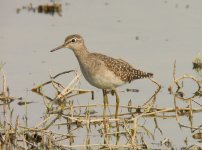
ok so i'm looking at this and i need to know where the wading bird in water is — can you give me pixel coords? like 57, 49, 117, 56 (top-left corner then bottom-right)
50, 34, 153, 105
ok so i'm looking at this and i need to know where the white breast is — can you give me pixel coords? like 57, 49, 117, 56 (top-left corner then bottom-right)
79, 61, 125, 89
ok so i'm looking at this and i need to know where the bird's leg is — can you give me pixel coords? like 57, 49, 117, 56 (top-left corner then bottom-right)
113, 89, 120, 119
102, 89, 108, 106
113, 89, 120, 143
113, 89, 120, 107
102, 89, 108, 140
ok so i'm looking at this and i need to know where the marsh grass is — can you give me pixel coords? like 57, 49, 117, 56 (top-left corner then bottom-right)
0, 61, 202, 149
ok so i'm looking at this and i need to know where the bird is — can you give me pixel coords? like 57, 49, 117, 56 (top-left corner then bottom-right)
50, 34, 153, 105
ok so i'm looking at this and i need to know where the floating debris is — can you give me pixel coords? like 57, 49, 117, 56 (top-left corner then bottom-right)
176, 91, 184, 98
193, 53, 202, 76
161, 138, 172, 148
84, 109, 97, 115
104, 2, 109, 6
194, 90, 202, 97
135, 36, 139, 40
24, 133, 42, 144
17, 101, 35, 106
116, 19, 121, 23
185, 4, 190, 9
126, 88, 139, 92
193, 133, 202, 139
16, 2, 62, 16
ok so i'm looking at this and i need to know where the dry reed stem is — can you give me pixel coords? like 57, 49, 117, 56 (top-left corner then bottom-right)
142, 77, 161, 107
32, 70, 93, 103
55, 71, 81, 100
60, 143, 135, 149
170, 61, 202, 133
1, 63, 201, 149
169, 60, 201, 101
34, 115, 53, 128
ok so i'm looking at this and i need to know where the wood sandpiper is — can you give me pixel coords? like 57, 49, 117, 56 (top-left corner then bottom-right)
50, 34, 153, 105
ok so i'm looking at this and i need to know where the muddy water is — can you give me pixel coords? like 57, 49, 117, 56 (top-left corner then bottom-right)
1, 0, 202, 148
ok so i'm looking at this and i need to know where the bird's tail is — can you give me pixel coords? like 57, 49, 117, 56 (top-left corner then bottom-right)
132, 69, 153, 80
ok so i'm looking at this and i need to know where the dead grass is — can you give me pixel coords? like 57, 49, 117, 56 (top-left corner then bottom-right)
0, 61, 202, 149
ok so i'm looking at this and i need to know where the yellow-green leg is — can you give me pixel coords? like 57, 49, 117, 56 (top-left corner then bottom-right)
113, 89, 120, 144
102, 89, 108, 144
113, 89, 120, 106
102, 89, 108, 106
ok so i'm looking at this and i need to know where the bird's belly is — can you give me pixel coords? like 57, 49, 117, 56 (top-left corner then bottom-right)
81, 68, 125, 89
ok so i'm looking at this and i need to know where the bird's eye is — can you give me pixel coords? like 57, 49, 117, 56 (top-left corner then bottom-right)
71, 38, 76, 43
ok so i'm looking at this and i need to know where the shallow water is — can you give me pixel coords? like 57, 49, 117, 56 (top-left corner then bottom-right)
1, 0, 202, 149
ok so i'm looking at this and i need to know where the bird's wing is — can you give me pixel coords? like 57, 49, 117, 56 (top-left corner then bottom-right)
89, 53, 153, 82
89, 53, 135, 82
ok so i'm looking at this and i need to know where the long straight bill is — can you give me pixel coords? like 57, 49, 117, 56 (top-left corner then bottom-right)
50, 44, 64, 52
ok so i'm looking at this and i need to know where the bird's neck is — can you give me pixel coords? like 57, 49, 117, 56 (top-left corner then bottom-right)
73, 45, 89, 61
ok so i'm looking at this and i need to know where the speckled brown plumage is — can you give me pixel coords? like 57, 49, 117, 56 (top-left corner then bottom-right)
90, 53, 153, 83
51, 34, 153, 90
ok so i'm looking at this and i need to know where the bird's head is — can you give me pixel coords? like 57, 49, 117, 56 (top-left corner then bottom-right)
50, 34, 84, 52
